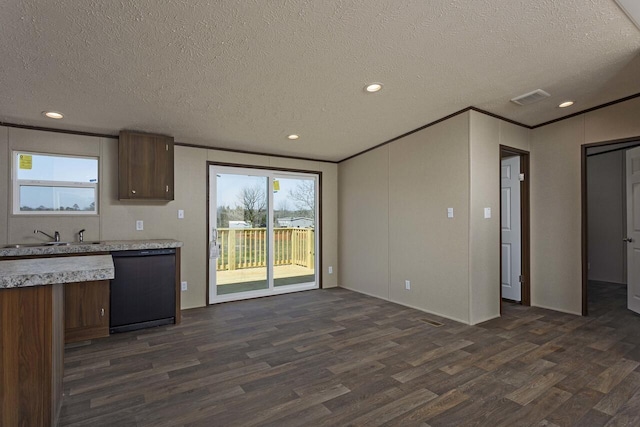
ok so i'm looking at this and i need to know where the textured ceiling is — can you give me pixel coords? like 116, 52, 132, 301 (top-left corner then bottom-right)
1, 0, 639, 161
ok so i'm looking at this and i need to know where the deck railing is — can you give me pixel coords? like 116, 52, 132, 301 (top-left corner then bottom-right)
216, 228, 314, 271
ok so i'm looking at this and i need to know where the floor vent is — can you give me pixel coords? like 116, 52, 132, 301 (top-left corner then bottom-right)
510, 89, 551, 106
420, 318, 444, 327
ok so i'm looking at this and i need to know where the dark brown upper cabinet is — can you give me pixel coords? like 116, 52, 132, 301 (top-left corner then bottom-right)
119, 131, 174, 200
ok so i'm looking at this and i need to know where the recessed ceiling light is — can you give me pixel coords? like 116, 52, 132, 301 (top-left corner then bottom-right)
558, 101, 574, 108
365, 83, 383, 93
287, 134, 299, 140
43, 111, 64, 119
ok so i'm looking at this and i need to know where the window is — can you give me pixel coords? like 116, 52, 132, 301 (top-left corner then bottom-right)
13, 151, 99, 214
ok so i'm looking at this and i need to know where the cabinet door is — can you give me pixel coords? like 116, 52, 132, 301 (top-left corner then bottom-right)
119, 131, 174, 200
64, 280, 110, 343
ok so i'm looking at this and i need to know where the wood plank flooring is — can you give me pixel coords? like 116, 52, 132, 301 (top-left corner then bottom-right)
60, 282, 640, 426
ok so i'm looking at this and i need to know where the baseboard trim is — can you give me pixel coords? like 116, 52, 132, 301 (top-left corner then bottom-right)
470, 314, 501, 326
338, 285, 470, 325
531, 303, 581, 316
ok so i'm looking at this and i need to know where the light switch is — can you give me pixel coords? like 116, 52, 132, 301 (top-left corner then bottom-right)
178, 209, 184, 219
447, 208, 454, 218
484, 207, 491, 219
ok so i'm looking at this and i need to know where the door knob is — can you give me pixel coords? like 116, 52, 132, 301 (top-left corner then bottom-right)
623, 238, 634, 243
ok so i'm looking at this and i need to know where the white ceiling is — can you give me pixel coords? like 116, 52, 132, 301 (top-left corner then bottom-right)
1, 0, 639, 162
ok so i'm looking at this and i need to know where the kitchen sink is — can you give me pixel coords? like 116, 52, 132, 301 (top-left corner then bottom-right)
3, 241, 103, 249
3, 242, 71, 248
3, 243, 47, 248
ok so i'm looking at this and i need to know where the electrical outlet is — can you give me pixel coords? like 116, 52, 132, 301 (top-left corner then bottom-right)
447, 208, 454, 218
405, 280, 411, 290
136, 220, 144, 231
178, 209, 184, 219
181, 281, 188, 291
328, 266, 333, 274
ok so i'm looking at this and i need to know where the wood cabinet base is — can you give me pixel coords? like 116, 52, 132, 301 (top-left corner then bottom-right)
1, 284, 64, 427
65, 280, 109, 343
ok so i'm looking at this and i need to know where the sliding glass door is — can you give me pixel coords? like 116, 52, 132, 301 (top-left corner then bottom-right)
213, 172, 269, 296
208, 165, 318, 304
272, 177, 316, 288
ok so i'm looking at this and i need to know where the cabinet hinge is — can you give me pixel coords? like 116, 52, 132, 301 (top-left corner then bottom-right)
166, 143, 169, 151
519, 275, 524, 283
519, 173, 525, 182
166, 185, 169, 192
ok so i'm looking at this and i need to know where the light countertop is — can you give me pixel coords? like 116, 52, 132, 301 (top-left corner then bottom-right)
0, 255, 115, 289
0, 239, 182, 258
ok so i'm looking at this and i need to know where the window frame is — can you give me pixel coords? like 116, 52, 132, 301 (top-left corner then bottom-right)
12, 150, 99, 216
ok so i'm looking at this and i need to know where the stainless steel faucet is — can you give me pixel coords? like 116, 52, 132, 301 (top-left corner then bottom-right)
78, 229, 85, 243
34, 229, 60, 242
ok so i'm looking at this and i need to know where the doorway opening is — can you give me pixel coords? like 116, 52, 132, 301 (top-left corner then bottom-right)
499, 145, 530, 312
206, 163, 321, 305
582, 137, 640, 316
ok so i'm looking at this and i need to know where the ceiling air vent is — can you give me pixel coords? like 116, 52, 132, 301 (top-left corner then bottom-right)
510, 89, 551, 106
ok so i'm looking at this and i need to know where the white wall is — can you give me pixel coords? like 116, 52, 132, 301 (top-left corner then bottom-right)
387, 113, 470, 323
340, 97, 640, 321
531, 97, 640, 314
339, 111, 529, 325
0, 128, 339, 309
338, 146, 390, 299
469, 112, 530, 324
340, 112, 470, 323
587, 150, 625, 284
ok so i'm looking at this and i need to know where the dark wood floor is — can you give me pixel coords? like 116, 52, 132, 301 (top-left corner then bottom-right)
60, 283, 640, 426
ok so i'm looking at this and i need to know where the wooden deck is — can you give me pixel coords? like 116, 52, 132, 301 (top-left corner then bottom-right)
217, 265, 315, 286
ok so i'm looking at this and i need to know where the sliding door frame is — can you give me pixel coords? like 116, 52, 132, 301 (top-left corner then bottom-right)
206, 161, 323, 305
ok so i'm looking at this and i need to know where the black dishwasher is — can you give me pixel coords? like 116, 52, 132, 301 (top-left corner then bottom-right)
110, 248, 176, 333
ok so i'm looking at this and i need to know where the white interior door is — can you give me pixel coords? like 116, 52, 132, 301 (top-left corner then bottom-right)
625, 147, 640, 314
501, 156, 522, 302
